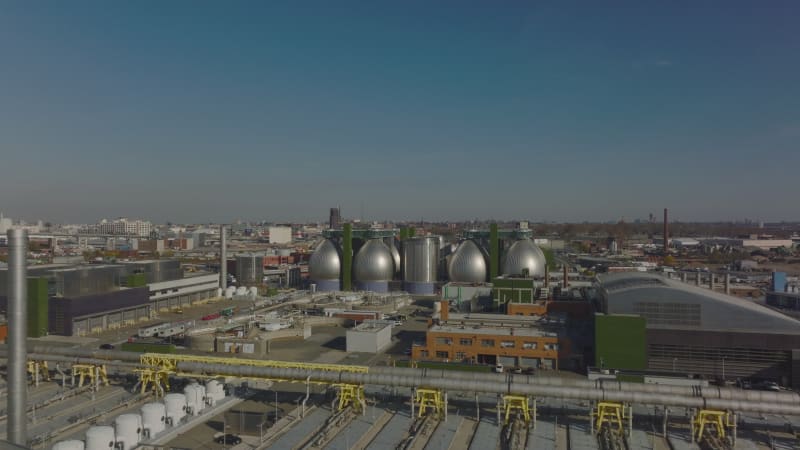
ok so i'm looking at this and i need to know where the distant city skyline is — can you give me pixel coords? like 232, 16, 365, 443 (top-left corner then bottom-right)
1, 2, 798, 223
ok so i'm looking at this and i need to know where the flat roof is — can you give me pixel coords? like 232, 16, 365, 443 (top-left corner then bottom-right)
430, 324, 557, 338
350, 320, 393, 332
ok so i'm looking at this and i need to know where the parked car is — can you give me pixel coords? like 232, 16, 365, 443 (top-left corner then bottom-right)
214, 434, 242, 445
99, 343, 115, 350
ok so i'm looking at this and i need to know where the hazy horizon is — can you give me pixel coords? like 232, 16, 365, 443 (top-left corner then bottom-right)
2, 2, 798, 224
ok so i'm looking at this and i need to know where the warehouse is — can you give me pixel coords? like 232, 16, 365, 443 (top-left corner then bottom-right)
48, 287, 150, 336
596, 272, 800, 387
148, 273, 219, 312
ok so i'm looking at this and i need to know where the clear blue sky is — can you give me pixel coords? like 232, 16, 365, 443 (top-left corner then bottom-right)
1, 1, 798, 224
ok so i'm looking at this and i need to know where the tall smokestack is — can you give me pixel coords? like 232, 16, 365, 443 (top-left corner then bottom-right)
220, 225, 227, 290
7, 229, 28, 445
563, 264, 568, 289
663, 208, 669, 256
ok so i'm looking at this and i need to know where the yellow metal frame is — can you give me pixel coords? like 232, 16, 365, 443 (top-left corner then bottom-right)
503, 395, 531, 424
334, 384, 365, 412
593, 401, 627, 434
27, 360, 50, 382
692, 409, 732, 441
138, 353, 368, 388
134, 368, 171, 394
415, 388, 444, 418
72, 364, 109, 387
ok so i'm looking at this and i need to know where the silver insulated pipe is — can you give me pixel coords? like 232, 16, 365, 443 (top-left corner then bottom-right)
220, 225, 227, 290
6, 229, 28, 446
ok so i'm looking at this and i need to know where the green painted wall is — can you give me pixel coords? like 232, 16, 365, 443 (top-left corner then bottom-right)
27, 277, 48, 338
399, 228, 409, 241
342, 223, 353, 291
489, 223, 499, 280
126, 273, 147, 287
408, 227, 416, 238
492, 277, 535, 305
594, 314, 647, 370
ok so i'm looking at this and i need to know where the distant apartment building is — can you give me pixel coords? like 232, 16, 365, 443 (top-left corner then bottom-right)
93, 218, 152, 237
268, 226, 292, 244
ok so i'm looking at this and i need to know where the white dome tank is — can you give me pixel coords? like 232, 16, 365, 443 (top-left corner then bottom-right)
163, 393, 187, 425
354, 239, 394, 282
141, 402, 166, 439
235, 286, 247, 296
205, 379, 225, 405
309, 239, 341, 281
114, 413, 142, 450
52, 440, 85, 450
184, 383, 206, 415
85, 425, 115, 450
448, 240, 487, 283
502, 238, 546, 277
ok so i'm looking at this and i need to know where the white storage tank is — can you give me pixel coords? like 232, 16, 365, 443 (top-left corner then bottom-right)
224, 286, 236, 299
163, 393, 187, 425
141, 402, 166, 439
235, 286, 248, 296
114, 413, 142, 450
248, 286, 258, 297
184, 383, 206, 415
51, 440, 85, 450
85, 425, 115, 450
205, 379, 226, 405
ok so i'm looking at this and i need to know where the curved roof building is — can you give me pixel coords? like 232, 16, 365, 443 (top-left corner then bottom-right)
596, 272, 800, 385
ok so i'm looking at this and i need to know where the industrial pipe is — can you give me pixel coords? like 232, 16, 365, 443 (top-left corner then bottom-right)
4, 345, 800, 406
220, 225, 227, 289
174, 362, 800, 415
6, 229, 27, 446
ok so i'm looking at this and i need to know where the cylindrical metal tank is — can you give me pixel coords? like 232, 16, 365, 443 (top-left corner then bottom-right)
235, 286, 247, 296
52, 440, 85, 450
309, 239, 341, 291
141, 402, 166, 438
114, 413, 142, 450
448, 240, 487, 283
205, 379, 225, 405
384, 237, 400, 274
236, 253, 264, 286
224, 286, 236, 299
248, 286, 258, 297
85, 425, 115, 450
402, 236, 440, 295
184, 383, 206, 415
163, 393, 187, 425
354, 239, 394, 292
502, 238, 547, 277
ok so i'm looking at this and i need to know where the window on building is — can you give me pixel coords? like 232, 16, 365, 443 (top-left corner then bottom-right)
435, 337, 453, 345
455, 352, 466, 360
435, 351, 449, 359
481, 339, 495, 347
523, 342, 537, 350
459, 338, 473, 346
544, 343, 559, 351
500, 341, 515, 348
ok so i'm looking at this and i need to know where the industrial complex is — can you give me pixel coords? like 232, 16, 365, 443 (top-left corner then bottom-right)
2, 211, 800, 450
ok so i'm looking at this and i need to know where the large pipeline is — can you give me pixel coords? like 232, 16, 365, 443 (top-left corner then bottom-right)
5, 346, 800, 415
5, 345, 800, 408
6, 229, 27, 446
177, 362, 800, 415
